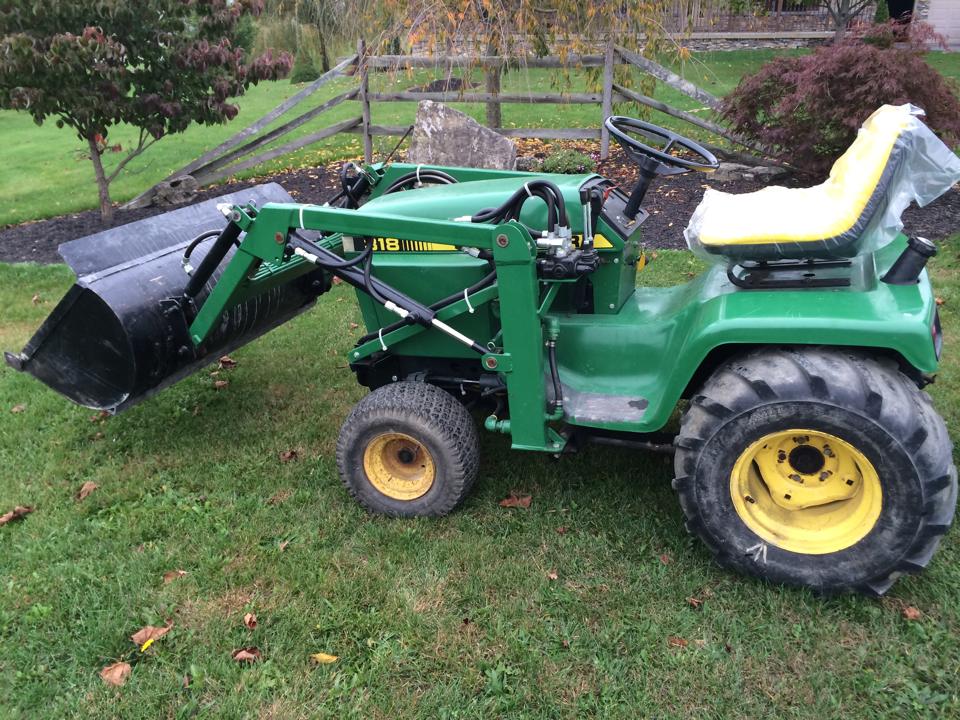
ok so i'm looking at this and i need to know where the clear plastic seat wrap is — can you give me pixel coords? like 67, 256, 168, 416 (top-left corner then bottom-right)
684, 104, 960, 263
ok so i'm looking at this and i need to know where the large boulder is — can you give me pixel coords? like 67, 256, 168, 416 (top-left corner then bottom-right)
406, 100, 516, 170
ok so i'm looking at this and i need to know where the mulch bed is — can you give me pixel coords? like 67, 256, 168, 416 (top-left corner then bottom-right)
2, 142, 957, 265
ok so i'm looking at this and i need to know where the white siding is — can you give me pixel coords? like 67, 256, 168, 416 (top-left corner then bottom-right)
928, 0, 960, 49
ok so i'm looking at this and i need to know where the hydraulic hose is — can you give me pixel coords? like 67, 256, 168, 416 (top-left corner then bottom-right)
291, 235, 487, 354
383, 169, 457, 194
548, 340, 563, 415
356, 266, 497, 346
288, 230, 371, 269
362, 248, 387, 305
181, 229, 225, 276
470, 179, 568, 234
184, 221, 243, 298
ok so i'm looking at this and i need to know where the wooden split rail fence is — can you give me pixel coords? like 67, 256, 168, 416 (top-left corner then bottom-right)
127, 40, 755, 208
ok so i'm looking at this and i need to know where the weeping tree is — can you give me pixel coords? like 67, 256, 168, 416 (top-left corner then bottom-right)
367, 0, 670, 128
0, 0, 291, 224
267, 0, 370, 73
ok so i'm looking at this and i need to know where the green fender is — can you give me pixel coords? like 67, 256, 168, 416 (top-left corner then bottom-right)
551, 236, 940, 433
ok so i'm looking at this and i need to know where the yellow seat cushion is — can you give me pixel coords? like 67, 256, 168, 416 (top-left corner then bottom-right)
686, 105, 912, 261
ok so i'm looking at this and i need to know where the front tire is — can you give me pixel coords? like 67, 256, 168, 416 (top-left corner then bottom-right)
674, 348, 957, 595
336, 381, 480, 517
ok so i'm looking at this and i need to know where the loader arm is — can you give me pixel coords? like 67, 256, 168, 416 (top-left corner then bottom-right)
190, 202, 563, 452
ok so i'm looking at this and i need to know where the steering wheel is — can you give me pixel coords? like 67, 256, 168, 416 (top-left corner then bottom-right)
604, 116, 719, 173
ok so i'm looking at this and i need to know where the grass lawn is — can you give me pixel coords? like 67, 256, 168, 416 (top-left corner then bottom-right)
6, 47, 957, 228
1, 241, 959, 718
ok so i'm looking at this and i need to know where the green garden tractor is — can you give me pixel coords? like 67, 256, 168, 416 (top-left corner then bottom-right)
8, 105, 960, 595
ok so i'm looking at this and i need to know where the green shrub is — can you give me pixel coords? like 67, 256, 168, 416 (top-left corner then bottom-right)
540, 149, 595, 174
289, 52, 320, 84
874, 0, 890, 23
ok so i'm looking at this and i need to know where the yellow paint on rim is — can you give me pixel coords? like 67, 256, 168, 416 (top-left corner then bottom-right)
363, 432, 435, 501
730, 429, 882, 555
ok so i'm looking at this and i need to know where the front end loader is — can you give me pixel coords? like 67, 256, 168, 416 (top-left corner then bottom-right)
8, 105, 960, 595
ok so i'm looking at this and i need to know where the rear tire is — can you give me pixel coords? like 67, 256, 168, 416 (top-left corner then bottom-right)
674, 347, 957, 595
336, 381, 480, 517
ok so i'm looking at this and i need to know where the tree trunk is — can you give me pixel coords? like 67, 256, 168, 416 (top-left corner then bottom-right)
832, 0, 851, 42
484, 40, 501, 129
86, 134, 114, 225
317, 30, 330, 73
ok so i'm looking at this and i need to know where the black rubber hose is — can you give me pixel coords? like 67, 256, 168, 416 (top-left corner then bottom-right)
383, 169, 457, 194
289, 230, 371, 269
363, 248, 387, 304
548, 340, 563, 414
470, 179, 567, 234
182, 229, 226, 271
356, 267, 497, 346
184, 221, 243, 298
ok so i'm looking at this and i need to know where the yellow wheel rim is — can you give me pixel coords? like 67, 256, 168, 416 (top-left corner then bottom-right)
362, 432, 435, 501
730, 429, 882, 554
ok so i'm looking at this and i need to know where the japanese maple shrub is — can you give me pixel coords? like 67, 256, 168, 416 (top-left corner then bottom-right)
722, 22, 960, 178
0, 1, 291, 223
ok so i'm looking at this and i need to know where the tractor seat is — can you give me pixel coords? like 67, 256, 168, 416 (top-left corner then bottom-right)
684, 104, 956, 262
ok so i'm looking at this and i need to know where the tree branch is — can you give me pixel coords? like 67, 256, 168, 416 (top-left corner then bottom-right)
105, 128, 158, 185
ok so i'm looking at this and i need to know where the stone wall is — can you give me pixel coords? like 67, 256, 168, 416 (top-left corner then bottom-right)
683, 36, 829, 51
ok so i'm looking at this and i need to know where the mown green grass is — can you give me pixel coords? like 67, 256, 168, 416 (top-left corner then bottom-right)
1, 241, 959, 718
0, 48, 857, 228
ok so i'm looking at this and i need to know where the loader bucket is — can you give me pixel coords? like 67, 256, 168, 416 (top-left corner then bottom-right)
5, 184, 324, 413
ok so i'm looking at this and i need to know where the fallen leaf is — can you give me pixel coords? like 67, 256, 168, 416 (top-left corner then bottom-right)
213, 379, 229, 390
131, 622, 173, 648
0, 506, 33, 525
278, 540, 290, 552
209, 370, 220, 377
310, 652, 338, 664
31, 293, 41, 305
232, 647, 261, 663
90, 410, 109, 423
668, 636, 688, 648
192, 405, 202, 416
218, 355, 238, 369
659, 553, 672, 565
935, 296, 946, 306
10, 404, 25, 414
332, 276, 343, 285
162, 569, 187, 584
267, 489, 293, 505
902, 606, 922, 621
182, 675, 191, 688
100, 661, 132, 686
243, 613, 258, 629
279, 449, 298, 463
349, 322, 359, 329
555, 526, 568, 535
686, 596, 703, 609
546, 570, 558, 581
76, 481, 98, 501
499, 493, 532, 509
724, 643, 733, 654
91, 431, 104, 441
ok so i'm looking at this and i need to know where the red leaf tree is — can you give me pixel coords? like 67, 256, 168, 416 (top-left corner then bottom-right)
722, 22, 960, 178
0, 0, 291, 223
